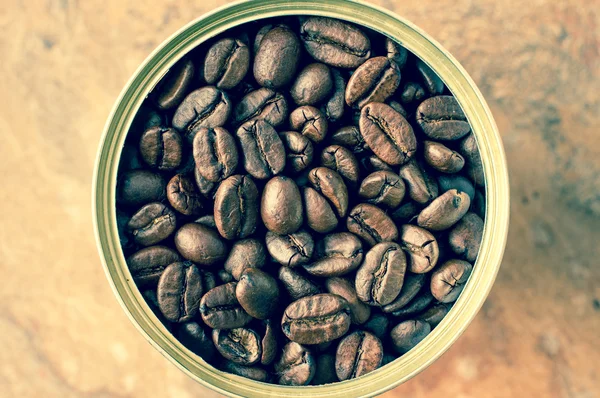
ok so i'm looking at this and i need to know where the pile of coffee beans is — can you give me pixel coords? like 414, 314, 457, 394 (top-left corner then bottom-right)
116, 16, 485, 386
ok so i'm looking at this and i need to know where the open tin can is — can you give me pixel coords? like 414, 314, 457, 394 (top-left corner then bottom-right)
93, 0, 510, 396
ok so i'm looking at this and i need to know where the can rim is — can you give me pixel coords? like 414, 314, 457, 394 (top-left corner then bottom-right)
92, 0, 510, 396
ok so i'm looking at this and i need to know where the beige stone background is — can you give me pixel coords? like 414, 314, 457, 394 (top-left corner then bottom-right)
1, 0, 599, 397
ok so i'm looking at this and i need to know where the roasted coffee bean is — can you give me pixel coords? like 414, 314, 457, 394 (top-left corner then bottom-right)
172, 87, 232, 135
391, 202, 421, 224
415, 59, 444, 95
430, 259, 472, 303
300, 17, 371, 68
418, 303, 451, 328
221, 361, 270, 382
346, 57, 401, 109
390, 319, 431, 354
385, 38, 408, 69
417, 189, 471, 231
282, 294, 351, 344
335, 331, 383, 380
363, 313, 389, 339
218, 269, 234, 284
117, 209, 135, 252
321, 69, 346, 122
259, 319, 278, 365
224, 239, 267, 280
359, 102, 417, 166
347, 203, 398, 247
289, 106, 328, 143
448, 212, 484, 262
308, 167, 349, 217
399, 225, 439, 273
356, 242, 407, 306
236, 268, 280, 319
416, 96, 470, 141
214, 175, 259, 240
330, 125, 368, 154
193, 167, 217, 198
127, 246, 181, 286
213, 328, 261, 365
325, 277, 371, 324
119, 145, 144, 173
303, 187, 338, 233
275, 342, 316, 386
266, 230, 314, 268
192, 127, 238, 183
200, 282, 252, 329
382, 272, 427, 313
166, 174, 204, 216
399, 160, 439, 204
155, 59, 195, 110
280, 131, 314, 173
233, 88, 288, 127
278, 266, 321, 300
174, 223, 227, 265
459, 133, 485, 186
360, 154, 394, 173
157, 262, 203, 323
390, 291, 433, 318
253, 24, 277, 53
139, 127, 183, 170
177, 322, 216, 361
438, 174, 475, 201
291, 63, 333, 105
254, 25, 301, 89
261, 176, 303, 234
204, 38, 250, 89
359, 171, 405, 208
423, 141, 465, 173
194, 215, 217, 229
312, 354, 338, 385
304, 232, 363, 277
388, 100, 408, 118
473, 189, 486, 220
236, 119, 286, 179
127, 202, 176, 246
117, 170, 166, 207
320, 145, 360, 188
400, 81, 426, 104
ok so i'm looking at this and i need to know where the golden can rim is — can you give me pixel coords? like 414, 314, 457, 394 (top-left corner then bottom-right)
92, 0, 510, 396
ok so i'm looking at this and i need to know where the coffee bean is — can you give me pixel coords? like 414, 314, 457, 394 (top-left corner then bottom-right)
302, 187, 338, 233
194, 215, 217, 229
325, 277, 371, 324
304, 232, 363, 277
400, 81, 426, 104
139, 127, 183, 170
274, 341, 316, 386
236, 119, 286, 179
438, 174, 475, 201
472, 189, 486, 220
363, 313, 390, 339
417, 189, 471, 231
300, 17, 371, 68
289, 106, 328, 143
192, 127, 238, 183
359, 102, 417, 166
172, 87, 232, 136
177, 322, 216, 361
356, 242, 407, 306
127, 202, 176, 246
278, 266, 321, 300
347, 203, 398, 246
218, 269, 234, 284
280, 131, 314, 173
415, 59, 444, 95
254, 26, 301, 89
261, 176, 303, 234
385, 38, 408, 69
233, 88, 288, 127
291, 63, 333, 105
399, 160, 439, 204
193, 167, 217, 199
390, 291, 433, 318
266, 230, 314, 267
166, 174, 204, 216
390, 319, 431, 354
221, 361, 270, 382
399, 225, 439, 273
312, 354, 338, 385
117, 170, 166, 207
127, 245, 181, 286
346, 57, 401, 109
320, 145, 360, 188
224, 239, 267, 280
448, 212, 484, 262
417, 303, 451, 328
259, 319, 277, 365
360, 154, 394, 173
416, 96, 470, 141
213, 328, 261, 365
359, 171, 405, 208
335, 331, 382, 380
388, 100, 408, 118
430, 259, 472, 303
155, 59, 195, 110
214, 175, 259, 240
236, 268, 280, 319
174, 223, 227, 265
330, 125, 368, 154
157, 262, 204, 322
321, 69, 346, 122
204, 38, 250, 89
391, 202, 421, 224
119, 145, 144, 173
253, 24, 277, 54
200, 282, 252, 329
458, 133, 485, 186
423, 141, 465, 173
308, 167, 349, 217
282, 293, 351, 344
381, 272, 427, 313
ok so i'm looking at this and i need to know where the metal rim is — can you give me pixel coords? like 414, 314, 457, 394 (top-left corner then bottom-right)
92, 0, 510, 396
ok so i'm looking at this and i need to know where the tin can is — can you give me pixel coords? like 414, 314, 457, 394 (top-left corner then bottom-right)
93, 0, 510, 396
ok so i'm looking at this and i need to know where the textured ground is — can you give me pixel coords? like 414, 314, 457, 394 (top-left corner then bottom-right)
0, 0, 599, 397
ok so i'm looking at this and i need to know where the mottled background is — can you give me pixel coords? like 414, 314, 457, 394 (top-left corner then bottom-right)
1, 0, 599, 397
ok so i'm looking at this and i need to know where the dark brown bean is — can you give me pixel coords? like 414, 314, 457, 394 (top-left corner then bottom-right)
347, 203, 398, 247
400, 81, 426, 104
174, 223, 228, 265
166, 174, 204, 216
155, 59, 195, 110
335, 331, 383, 380
302, 187, 338, 233
423, 141, 465, 173
308, 167, 349, 217
200, 282, 252, 329
363, 313, 390, 339
214, 175, 259, 240
358, 171, 405, 208
381, 272, 427, 313
254, 26, 301, 89
360, 154, 394, 173
261, 176, 303, 235
430, 259, 472, 303
274, 342, 316, 386
291, 63, 333, 105
236, 119, 286, 179
385, 38, 408, 69
399, 160, 439, 204
193, 167, 217, 199
117, 170, 166, 207
139, 127, 183, 170
417, 189, 471, 231
330, 125, 368, 154
192, 127, 238, 183
321, 69, 346, 122
390, 319, 431, 354
325, 277, 371, 324
127, 246, 181, 286
233, 88, 288, 128
172, 87, 232, 135
289, 106, 328, 143
260, 319, 278, 365
127, 202, 176, 246
415, 59, 444, 95
448, 212, 484, 262
416, 96, 470, 140
266, 230, 314, 268
212, 328, 261, 365
278, 266, 321, 300
417, 303, 451, 328
312, 354, 337, 385
280, 131, 314, 173
157, 262, 204, 323
390, 291, 433, 318
236, 268, 280, 319
224, 239, 267, 280
459, 133, 485, 186
204, 38, 250, 89
320, 145, 360, 188
177, 322, 216, 361
399, 225, 439, 273
438, 174, 476, 201
346, 57, 401, 109
304, 232, 363, 277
